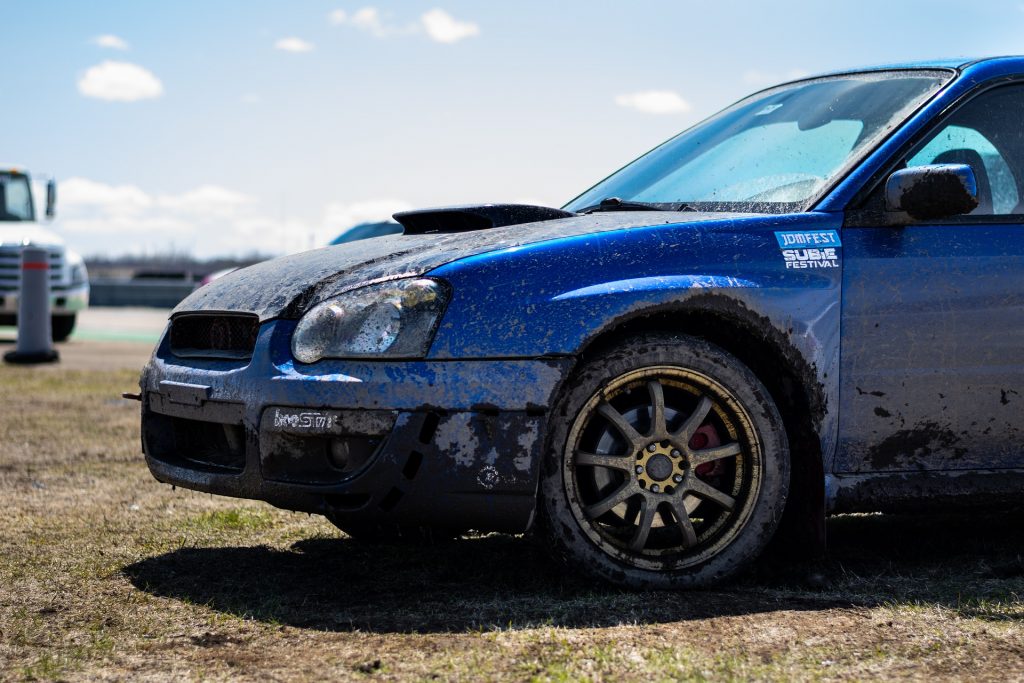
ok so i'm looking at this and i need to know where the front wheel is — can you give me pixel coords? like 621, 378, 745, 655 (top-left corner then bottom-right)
539, 333, 789, 589
51, 314, 76, 342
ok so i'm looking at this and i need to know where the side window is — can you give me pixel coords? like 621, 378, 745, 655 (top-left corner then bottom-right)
905, 85, 1024, 215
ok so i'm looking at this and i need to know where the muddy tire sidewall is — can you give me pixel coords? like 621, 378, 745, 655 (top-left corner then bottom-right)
538, 333, 790, 589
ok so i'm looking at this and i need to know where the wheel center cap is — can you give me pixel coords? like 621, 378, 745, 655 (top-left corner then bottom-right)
645, 453, 673, 481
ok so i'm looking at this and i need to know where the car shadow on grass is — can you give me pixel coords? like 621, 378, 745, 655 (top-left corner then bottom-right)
122, 509, 1024, 633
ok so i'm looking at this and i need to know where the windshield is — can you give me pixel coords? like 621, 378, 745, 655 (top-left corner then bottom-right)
0, 172, 35, 221
564, 70, 952, 214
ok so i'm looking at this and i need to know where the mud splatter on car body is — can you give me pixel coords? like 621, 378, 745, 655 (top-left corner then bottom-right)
139, 56, 1024, 547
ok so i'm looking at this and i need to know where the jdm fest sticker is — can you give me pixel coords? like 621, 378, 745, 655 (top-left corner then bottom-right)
774, 230, 841, 269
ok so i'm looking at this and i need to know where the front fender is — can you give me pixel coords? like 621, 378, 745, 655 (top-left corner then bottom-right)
426, 211, 843, 471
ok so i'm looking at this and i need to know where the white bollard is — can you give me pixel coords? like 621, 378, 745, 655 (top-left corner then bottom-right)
4, 246, 59, 364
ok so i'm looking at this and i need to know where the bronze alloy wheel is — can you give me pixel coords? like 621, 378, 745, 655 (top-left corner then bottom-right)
540, 333, 789, 587
564, 366, 762, 570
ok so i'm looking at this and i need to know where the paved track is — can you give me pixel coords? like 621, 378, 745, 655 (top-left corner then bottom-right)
0, 307, 168, 371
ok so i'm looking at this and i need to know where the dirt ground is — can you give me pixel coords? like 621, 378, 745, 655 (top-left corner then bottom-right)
0, 338, 1022, 681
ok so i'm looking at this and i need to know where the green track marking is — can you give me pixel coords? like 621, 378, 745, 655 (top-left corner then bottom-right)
70, 329, 162, 343
0, 326, 161, 344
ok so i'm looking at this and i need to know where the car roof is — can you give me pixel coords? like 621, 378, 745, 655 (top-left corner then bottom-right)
761, 56, 1024, 92
834, 57, 983, 71
794, 56, 1024, 80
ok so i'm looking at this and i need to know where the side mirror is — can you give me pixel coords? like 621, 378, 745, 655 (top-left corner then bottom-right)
884, 164, 977, 221
45, 179, 56, 219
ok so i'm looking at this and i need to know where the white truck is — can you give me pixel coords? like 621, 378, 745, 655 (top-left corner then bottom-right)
0, 167, 88, 341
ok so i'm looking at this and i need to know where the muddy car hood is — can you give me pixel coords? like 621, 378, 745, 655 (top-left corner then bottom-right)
174, 210, 744, 321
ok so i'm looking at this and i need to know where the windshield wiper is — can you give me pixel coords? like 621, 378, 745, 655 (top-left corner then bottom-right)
577, 197, 694, 214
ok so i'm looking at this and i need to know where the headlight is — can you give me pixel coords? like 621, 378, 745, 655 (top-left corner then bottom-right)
70, 263, 88, 286
291, 278, 449, 363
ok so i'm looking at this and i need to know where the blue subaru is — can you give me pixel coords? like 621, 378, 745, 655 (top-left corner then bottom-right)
139, 57, 1024, 588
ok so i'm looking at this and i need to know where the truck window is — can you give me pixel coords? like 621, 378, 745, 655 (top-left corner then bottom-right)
0, 173, 34, 221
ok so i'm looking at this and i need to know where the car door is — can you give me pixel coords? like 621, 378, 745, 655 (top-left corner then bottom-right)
837, 83, 1024, 473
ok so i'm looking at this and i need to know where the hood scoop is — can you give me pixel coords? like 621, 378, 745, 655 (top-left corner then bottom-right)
393, 203, 576, 235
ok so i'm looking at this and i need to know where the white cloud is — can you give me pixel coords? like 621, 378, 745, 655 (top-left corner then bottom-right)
157, 185, 252, 215
614, 90, 692, 115
93, 34, 129, 50
77, 61, 163, 102
742, 68, 809, 86
328, 6, 478, 43
274, 37, 315, 53
52, 177, 410, 258
60, 177, 152, 212
421, 9, 480, 44
349, 7, 387, 35
56, 178, 289, 255
331, 7, 408, 38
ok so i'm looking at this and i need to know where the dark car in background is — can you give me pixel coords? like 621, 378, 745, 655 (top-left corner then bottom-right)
330, 221, 403, 245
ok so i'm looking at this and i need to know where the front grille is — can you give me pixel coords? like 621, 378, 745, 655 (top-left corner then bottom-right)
0, 245, 64, 293
169, 313, 259, 359
145, 413, 247, 473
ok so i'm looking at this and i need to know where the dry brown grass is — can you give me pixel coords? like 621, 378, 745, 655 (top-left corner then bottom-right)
1, 361, 1022, 681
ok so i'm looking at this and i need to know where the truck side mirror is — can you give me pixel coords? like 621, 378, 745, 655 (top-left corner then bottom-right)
884, 164, 978, 221
45, 179, 56, 219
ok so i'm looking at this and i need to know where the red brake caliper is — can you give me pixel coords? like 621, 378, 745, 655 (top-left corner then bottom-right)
689, 425, 723, 478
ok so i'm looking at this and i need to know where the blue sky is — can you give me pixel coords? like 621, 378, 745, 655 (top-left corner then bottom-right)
3, 0, 1024, 257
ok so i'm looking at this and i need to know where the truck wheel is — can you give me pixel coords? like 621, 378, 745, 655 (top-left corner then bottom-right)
539, 333, 789, 589
51, 314, 77, 342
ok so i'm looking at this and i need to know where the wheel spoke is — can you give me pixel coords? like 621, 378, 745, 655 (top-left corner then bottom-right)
647, 380, 667, 438
668, 498, 698, 547
583, 480, 636, 519
597, 402, 642, 447
629, 496, 657, 551
624, 496, 644, 528
576, 451, 633, 471
675, 395, 712, 440
687, 477, 735, 511
689, 441, 742, 468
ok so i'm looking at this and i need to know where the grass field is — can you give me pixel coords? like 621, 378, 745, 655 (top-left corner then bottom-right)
1, 362, 1022, 681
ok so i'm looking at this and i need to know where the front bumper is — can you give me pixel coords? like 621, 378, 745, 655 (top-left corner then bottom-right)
0, 283, 89, 315
140, 319, 570, 533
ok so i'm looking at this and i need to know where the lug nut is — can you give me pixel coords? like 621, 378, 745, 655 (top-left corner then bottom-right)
647, 444, 657, 452
635, 465, 644, 474
671, 449, 681, 457
651, 484, 660, 493
673, 474, 683, 483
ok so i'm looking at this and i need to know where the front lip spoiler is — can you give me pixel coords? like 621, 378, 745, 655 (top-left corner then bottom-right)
142, 393, 546, 533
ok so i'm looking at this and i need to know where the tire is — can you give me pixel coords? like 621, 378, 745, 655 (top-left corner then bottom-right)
538, 333, 789, 589
51, 314, 76, 342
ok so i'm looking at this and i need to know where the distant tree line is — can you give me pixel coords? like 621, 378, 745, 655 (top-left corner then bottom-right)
85, 251, 274, 281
